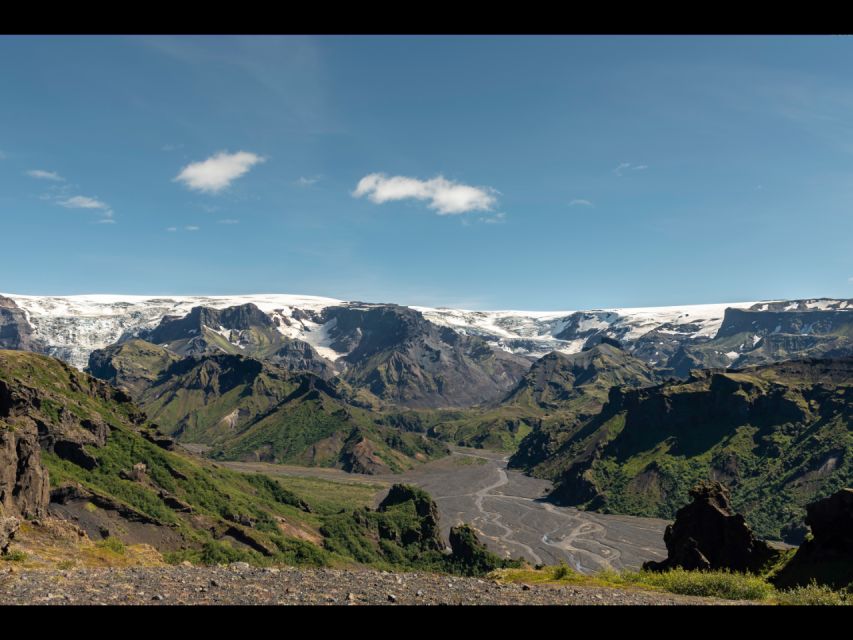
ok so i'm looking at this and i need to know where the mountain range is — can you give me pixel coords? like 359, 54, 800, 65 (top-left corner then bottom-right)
2, 291, 851, 541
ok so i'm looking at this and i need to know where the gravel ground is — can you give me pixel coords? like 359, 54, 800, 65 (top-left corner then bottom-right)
0, 564, 753, 605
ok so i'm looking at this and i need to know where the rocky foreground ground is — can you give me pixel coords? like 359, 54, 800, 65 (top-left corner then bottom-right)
0, 564, 752, 605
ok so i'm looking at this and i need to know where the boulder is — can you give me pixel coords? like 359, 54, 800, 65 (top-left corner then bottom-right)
773, 488, 853, 589
1, 515, 20, 554
0, 422, 50, 520
643, 481, 780, 573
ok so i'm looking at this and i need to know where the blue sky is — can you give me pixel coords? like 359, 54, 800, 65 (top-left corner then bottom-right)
1, 35, 851, 310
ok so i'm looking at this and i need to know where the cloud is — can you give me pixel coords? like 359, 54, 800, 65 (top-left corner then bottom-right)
57, 195, 115, 223
217, 219, 239, 224
478, 212, 507, 224
185, 225, 200, 231
58, 195, 110, 211
174, 151, 265, 194
353, 173, 498, 215
166, 227, 177, 232
569, 199, 593, 207
297, 176, 320, 187
26, 169, 65, 181
613, 162, 649, 176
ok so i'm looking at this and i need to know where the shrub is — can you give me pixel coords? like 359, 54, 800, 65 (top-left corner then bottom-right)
776, 582, 850, 606
96, 537, 126, 554
623, 568, 775, 601
553, 561, 575, 580
2, 550, 28, 562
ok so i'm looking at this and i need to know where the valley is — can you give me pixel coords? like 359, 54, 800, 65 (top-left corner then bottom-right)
222, 447, 669, 571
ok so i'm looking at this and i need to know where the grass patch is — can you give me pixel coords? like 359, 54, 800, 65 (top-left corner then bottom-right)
620, 568, 774, 601
95, 537, 126, 555
1, 550, 28, 562
494, 564, 851, 604
776, 582, 851, 606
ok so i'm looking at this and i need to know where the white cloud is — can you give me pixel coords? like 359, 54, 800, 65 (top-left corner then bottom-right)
217, 219, 239, 224
26, 169, 65, 181
613, 162, 649, 176
185, 225, 200, 231
353, 173, 498, 215
59, 195, 110, 211
95, 218, 116, 224
478, 212, 507, 224
166, 227, 177, 232
174, 151, 265, 193
297, 176, 320, 187
569, 199, 593, 207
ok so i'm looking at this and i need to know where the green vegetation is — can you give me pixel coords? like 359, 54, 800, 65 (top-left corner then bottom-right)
495, 564, 851, 604
2, 550, 28, 562
0, 351, 516, 576
536, 360, 852, 541
97, 345, 447, 472
96, 537, 126, 554
775, 582, 851, 606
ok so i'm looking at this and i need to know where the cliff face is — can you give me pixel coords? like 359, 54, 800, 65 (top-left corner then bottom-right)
0, 296, 45, 353
0, 417, 50, 520
0, 369, 52, 554
545, 358, 853, 541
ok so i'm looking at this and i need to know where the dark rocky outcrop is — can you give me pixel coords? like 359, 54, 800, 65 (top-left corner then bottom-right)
0, 515, 19, 554
323, 304, 531, 408
773, 488, 853, 588
128, 304, 334, 377
378, 484, 443, 551
643, 482, 781, 573
448, 524, 518, 576
0, 296, 45, 353
0, 419, 50, 520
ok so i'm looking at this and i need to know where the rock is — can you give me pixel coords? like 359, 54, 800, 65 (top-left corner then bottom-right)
0, 296, 46, 352
229, 562, 251, 572
448, 523, 515, 576
643, 481, 780, 573
774, 488, 853, 589
152, 594, 164, 601
1, 516, 20, 554
377, 484, 444, 551
387, 593, 397, 603
0, 405, 50, 519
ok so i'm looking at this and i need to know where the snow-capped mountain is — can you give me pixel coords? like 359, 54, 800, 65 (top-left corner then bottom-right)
1, 292, 850, 371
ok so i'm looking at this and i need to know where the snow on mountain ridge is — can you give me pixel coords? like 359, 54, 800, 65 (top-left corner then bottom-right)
2, 292, 781, 370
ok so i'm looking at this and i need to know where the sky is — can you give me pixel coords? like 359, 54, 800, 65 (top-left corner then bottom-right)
1, 35, 852, 310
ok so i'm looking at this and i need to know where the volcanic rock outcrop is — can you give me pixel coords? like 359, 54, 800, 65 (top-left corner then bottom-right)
773, 488, 853, 588
643, 482, 780, 573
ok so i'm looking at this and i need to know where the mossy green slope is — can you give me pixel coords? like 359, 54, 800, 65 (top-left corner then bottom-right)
540, 358, 852, 541
0, 350, 484, 573
90, 342, 447, 473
